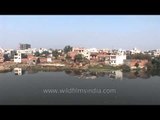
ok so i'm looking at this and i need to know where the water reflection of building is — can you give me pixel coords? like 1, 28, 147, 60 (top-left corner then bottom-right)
65, 70, 98, 79
14, 68, 24, 75
64, 69, 152, 80
74, 71, 98, 79
78, 73, 97, 79
64, 70, 125, 80
108, 70, 123, 80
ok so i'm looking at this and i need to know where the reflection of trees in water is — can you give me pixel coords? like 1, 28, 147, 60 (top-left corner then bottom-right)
25, 67, 64, 74
65, 70, 83, 77
41, 69, 63, 72
147, 70, 160, 76
64, 70, 154, 80
134, 71, 139, 76
123, 71, 151, 79
90, 72, 97, 76
96, 72, 105, 77
73, 70, 83, 75
13, 67, 160, 79
65, 70, 72, 74
27, 70, 38, 74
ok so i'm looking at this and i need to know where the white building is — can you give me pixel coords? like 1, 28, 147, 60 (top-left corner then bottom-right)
38, 48, 48, 54
87, 48, 98, 53
72, 47, 85, 53
105, 52, 126, 66
99, 48, 110, 53
72, 47, 91, 60
32, 48, 38, 54
14, 68, 23, 75
153, 49, 160, 57
47, 58, 52, 62
14, 53, 22, 63
0, 47, 5, 53
110, 55, 126, 66
130, 47, 141, 54
81, 49, 91, 60
17, 48, 33, 55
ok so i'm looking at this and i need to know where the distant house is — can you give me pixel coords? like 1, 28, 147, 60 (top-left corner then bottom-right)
72, 47, 92, 60
90, 52, 98, 60
124, 59, 148, 69
48, 54, 53, 57
81, 50, 91, 60
21, 58, 28, 64
14, 53, 22, 63
97, 52, 108, 61
39, 57, 47, 63
72, 47, 85, 53
67, 51, 79, 60
130, 47, 141, 54
27, 54, 40, 65
17, 48, 33, 55
87, 48, 98, 53
47, 57, 52, 62
152, 49, 160, 57
105, 53, 126, 66
0, 53, 4, 63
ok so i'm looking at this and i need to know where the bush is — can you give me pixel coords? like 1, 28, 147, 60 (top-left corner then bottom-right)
121, 64, 131, 72
145, 62, 153, 70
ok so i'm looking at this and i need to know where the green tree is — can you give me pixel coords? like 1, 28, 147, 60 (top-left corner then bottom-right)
63, 45, 72, 54
52, 50, 59, 59
41, 51, 50, 56
145, 62, 153, 70
3, 54, 10, 61
34, 51, 40, 57
121, 64, 131, 72
74, 54, 83, 62
151, 57, 160, 69
21, 54, 27, 58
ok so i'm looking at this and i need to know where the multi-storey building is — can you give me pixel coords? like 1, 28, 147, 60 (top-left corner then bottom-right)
105, 51, 126, 66
14, 53, 22, 63
19, 43, 31, 50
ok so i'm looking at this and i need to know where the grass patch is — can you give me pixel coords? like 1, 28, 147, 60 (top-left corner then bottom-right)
88, 65, 121, 72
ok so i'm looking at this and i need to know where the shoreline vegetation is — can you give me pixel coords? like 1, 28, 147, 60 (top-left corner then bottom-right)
0, 62, 148, 73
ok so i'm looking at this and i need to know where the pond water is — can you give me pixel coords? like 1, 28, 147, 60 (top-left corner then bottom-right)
0, 68, 160, 105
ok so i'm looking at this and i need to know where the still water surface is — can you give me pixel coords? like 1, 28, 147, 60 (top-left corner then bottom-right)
0, 69, 160, 105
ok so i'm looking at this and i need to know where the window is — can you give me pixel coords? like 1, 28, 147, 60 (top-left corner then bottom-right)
111, 56, 116, 59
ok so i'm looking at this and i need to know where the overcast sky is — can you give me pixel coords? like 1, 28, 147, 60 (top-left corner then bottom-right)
0, 15, 160, 50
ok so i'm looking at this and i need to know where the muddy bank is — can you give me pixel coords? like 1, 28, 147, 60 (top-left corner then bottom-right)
0, 66, 12, 73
